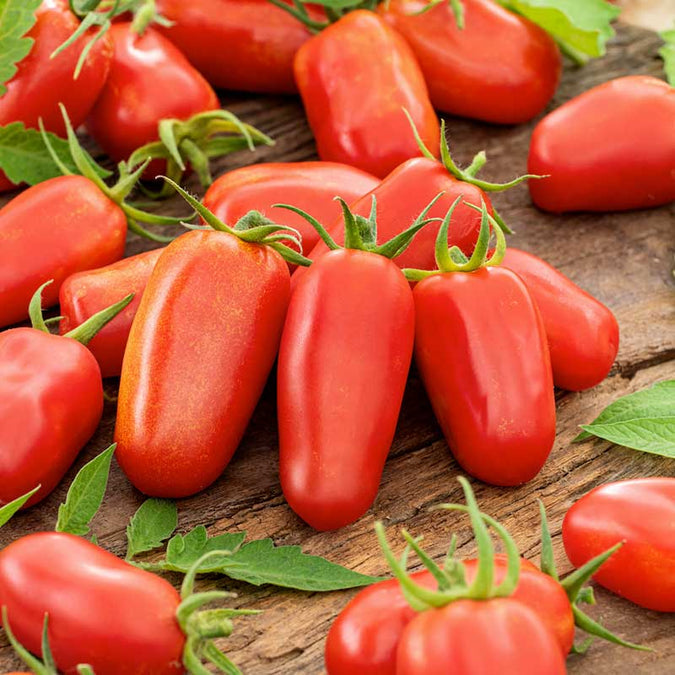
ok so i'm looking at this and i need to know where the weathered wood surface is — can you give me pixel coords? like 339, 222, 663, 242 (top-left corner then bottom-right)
1, 22, 674, 674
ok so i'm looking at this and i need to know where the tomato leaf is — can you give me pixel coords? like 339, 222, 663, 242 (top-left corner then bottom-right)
574, 380, 675, 458
55, 444, 116, 537
0, 486, 40, 528
125, 499, 178, 560
0, 0, 42, 96
161, 526, 246, 571
660, 25, 675, 86
0, 122, 111, 187
498, 0, 620, 63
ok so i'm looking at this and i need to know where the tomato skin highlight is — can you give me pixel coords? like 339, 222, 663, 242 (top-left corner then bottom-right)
155, 0, 322, 93
203, 162, 380, 255
396, 598, 566, 674
563, 478, 675, 612
528, 76, 675, 213
294, 11, 440, 178
0, 330, 103, 508
85, 23, 219, 170
0, 532, 184, 674
0, 175, 127, 328
115, 230, 290, 497
503, 248, 619, 391
0, 0, 112, 192
379, 0, 561, 124
325, 557, 573, 674
413, 267, 556, 485
278, 250, 414, 531
59, 249, 164, 378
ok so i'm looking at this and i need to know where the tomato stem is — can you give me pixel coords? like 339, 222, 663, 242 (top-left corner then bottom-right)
64, 293, 134, 345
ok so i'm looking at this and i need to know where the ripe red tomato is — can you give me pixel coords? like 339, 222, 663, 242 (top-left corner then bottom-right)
396, 597, 566, 674
529, 76, 675, 212
0, 176, 126, 328
85, 23, 219, 168
155, 0, 323, 93
279, 249, 414, 531
503, 248, 619, 391
413, 266, 555, 485
563, 478, 675, 612
294, 11, 439, 178
0, 0, 112, 192
0, 533, 185, 674
203, 162, 379, 255
379, 0, 561, 124
59, 249, 164, 378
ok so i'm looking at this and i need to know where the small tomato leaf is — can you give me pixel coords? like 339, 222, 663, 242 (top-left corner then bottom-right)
162, 526, 246, 572
575, 380, 675, 458
126, 498, 178, 560
0, 0, 42, 96
0, 485, 40, 528
55, 444, 116, 537
659, 25, 675, 86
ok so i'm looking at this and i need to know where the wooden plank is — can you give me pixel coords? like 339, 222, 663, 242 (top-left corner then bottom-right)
1, 21, 674, 674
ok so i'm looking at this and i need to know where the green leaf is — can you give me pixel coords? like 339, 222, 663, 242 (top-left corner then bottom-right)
126, 499, 178, 560
574, 380, 675, 458
0, 0, 42, 96
0, 485, 40, 528
500, 0, 620, 63
162, 526, 246, 572
55, 444, 116, 537
0, 122, 110, 187
659, 26, 675, 86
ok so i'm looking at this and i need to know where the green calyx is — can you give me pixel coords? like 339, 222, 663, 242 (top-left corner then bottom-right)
177, 551, 260, 675
128, 110, 274, 199
164, 177, 313, 268
274, 191, 444, 260
1, 607, 95, 675
375, 477, 522, 612
267, 0, 378, 32
41, 104, 190, 242
29, 280, 133, 345
536, 501, 649, 653
403, 198, 505, 281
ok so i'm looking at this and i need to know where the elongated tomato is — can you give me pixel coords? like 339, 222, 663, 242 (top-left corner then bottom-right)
563, 478, 675, 612
279, 250, 414, 530
414, 267, 555, 485
294, 11, 439, 178
59, 249, 164, 377
115, 229, 290, 497
0, 176, 126, 328
379, 0, 560, 124
503, 248, 619, 391
204, 162, 380, 253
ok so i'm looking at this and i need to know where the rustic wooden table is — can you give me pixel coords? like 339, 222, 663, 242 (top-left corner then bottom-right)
0, 21, 673, 675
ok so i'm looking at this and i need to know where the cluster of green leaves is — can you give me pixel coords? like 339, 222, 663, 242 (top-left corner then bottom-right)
0, 0, 42, 96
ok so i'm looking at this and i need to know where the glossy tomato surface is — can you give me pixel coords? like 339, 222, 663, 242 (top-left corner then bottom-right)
563, 478, 675, 612
294, 11, 439, 178
529, 76, 675, 212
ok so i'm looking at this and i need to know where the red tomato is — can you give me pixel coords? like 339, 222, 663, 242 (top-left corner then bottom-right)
325, 557, 573, 674
0, 0, 112, 192
0, 176, 126, 328
294, 11, 440, 178
413, 267, 556, 485
155, 0, 323, 93
379, 0, 561, 124
563, 478, 675, 612
0, 533, 184, 674
529, 76, 675, 212
503, 248, 619, 391
396, 598, 566, 674
0, 328, 102, 508
203, 162, 380, 254
115, 229, 290, 497
59, 249, 164, 378
278, 249, 414, 530
85, 23, 219, 168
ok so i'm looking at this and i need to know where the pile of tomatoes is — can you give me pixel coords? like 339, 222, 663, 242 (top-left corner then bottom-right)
0, 0, 673, 673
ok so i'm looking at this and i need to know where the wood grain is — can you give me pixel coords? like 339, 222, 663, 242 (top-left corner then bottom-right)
0, 22, 673, 675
